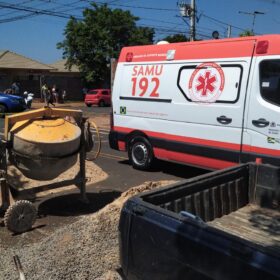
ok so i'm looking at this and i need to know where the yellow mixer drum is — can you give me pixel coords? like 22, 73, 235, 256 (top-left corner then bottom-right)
10, 117, 81, 180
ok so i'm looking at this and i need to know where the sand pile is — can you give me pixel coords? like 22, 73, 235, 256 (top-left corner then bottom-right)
0, 180, 175, 280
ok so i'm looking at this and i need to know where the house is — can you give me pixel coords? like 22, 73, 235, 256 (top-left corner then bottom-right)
0, 51, 83, 101
0, 50, 54, 96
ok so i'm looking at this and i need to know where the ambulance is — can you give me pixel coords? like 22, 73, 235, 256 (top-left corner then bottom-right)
109, 35, 280, 170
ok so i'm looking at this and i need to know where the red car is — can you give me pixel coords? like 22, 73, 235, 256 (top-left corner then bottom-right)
84, 89, 111, 107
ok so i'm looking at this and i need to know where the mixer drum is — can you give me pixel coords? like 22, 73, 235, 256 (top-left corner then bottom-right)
10, 118, 81, 180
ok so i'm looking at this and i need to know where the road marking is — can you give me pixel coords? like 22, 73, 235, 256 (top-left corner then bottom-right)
99, 152, 128, 160
96, 126, 110, 131
91, 128, 109, 132
91, 129, 109, 135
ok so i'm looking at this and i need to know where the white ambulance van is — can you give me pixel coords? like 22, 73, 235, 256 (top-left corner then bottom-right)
109, 35, 280, 170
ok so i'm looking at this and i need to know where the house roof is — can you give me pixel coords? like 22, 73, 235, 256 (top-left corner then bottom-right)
0, 50, 55, 71
49, 59, 80, 73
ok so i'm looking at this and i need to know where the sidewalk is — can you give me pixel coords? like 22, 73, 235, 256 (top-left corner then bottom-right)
32, 100, 84, 109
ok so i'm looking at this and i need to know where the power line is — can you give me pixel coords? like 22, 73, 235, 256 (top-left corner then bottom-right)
140, 16, 182, 26
89, 1, 178, 12
0, 1, 84, 21
0, 12, 38, 23
0, 0, 35, 18
0, 0, 253, 40
201, 14, 250, 32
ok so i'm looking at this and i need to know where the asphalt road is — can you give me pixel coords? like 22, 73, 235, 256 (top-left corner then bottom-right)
76, 105, 208, 191
89, 127, 207, 192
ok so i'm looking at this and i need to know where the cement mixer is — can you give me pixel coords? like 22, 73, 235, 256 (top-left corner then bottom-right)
0, 107, 99, 233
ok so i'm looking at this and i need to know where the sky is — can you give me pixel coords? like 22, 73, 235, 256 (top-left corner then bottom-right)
0, 0, 279, 64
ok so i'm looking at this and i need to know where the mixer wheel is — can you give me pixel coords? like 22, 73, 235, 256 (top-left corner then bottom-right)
4, 200, 37, 233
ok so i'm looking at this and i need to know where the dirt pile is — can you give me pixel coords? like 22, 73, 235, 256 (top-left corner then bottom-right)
0, 180, 175, 280
7, 159, 107, 196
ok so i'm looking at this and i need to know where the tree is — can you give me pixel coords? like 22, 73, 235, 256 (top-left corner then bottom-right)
161, 34, 189, 43
239, 30, 254, 37
57, 3, 154, 86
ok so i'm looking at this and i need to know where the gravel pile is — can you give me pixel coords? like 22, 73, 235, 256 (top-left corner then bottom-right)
7, 159, 107, 196
0, 180, 174, 280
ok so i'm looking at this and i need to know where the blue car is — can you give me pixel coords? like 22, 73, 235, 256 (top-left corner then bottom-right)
0, 93, 27, 113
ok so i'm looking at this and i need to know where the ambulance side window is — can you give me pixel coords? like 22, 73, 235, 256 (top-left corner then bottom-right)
260, 60, 280, 106
177, 64, 243, 104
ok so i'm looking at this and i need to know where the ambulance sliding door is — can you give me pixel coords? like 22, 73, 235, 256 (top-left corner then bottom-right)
176, 61, 249, 168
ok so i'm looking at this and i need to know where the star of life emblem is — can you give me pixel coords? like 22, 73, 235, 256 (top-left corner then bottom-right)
188, 62, 225, 103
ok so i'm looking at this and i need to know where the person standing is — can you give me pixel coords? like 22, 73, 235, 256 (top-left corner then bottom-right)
52, 84, 59, 103
62, 90, 66, 103
11, 82, 19, 95
23, 91, 34, 109
46, 87, 55, 107
41, 83, 48, 104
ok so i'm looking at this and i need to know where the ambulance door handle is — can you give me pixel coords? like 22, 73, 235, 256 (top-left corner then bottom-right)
252, 118, 269, 128
217, 115, 232, 125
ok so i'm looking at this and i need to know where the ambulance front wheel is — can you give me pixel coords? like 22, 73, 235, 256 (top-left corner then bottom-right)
128, 136, 154, 170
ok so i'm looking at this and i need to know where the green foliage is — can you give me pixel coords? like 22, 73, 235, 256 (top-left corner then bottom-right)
239, 30, 254, 37
162, 34, 189, 43
57, 3, 154, 86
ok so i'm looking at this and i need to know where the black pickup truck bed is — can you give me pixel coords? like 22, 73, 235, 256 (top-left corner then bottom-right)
119, 163, 280, 280
209, 205, 279, 257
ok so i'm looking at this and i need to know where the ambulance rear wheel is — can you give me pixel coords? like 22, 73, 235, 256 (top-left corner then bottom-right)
128, 136, 154, 170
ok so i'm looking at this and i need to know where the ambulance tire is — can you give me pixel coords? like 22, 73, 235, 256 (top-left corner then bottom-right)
128, 136, 154, 170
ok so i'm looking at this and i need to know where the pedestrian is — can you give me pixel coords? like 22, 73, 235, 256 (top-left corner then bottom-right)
41, 83, 48, 104
11, 82, 19, 95
23, 91, 34, 109
52, 84, 59, 103
62, 90, 66, 103
46, 87, 55, 107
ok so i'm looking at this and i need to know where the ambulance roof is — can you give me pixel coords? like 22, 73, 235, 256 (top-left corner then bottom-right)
119, 34, 280, 63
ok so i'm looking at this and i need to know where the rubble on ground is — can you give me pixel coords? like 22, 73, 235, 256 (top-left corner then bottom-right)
0, 180, 175, 280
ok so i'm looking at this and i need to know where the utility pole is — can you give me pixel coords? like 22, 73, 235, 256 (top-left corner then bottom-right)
238, 11, 265, 33
178, 1, 196, 41
227, 25, 232, 38
190, 0, 196, 41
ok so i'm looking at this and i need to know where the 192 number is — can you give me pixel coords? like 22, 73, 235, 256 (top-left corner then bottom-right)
131, 77, 160, 97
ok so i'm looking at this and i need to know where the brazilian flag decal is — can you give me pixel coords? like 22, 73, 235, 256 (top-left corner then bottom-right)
120, 106, 126, 115
267, 137, 276, 144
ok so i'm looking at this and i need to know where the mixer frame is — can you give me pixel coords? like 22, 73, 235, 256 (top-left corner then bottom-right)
0, 107, 89, 233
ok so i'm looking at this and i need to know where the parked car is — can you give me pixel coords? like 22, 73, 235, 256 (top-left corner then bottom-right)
0, 93, 27, 113
84, 89, 111, 107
